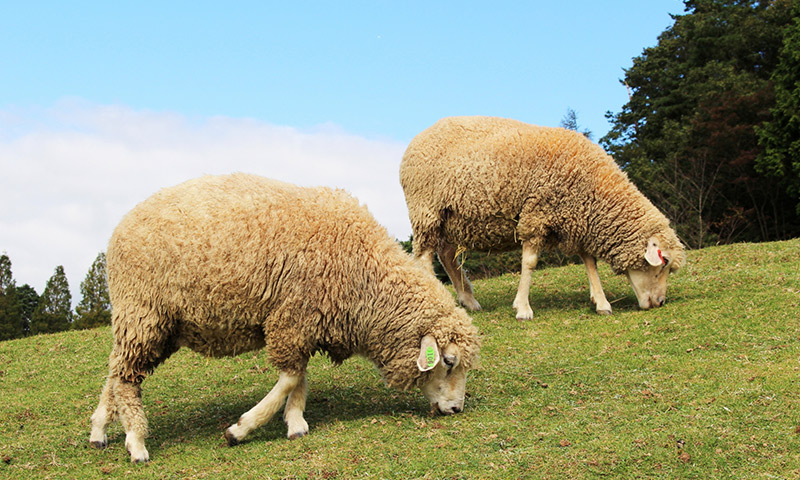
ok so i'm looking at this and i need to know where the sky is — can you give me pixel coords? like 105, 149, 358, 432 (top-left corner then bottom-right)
0, 0, 686, 302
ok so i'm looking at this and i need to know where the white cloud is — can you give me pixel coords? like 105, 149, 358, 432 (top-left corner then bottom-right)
0, 99, 411, 303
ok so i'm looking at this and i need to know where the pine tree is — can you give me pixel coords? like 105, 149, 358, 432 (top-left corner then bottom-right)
15, 284, 39, 336
0, 254, 23, 341
30, 266, 72, 335
559, 108, 593, 140
73, 252, 111, 330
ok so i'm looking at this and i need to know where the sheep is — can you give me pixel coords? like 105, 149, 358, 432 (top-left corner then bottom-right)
88, 173, 480, 463
399, 116, 685, 320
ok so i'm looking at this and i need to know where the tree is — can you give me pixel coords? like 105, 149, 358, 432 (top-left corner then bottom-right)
756, 2, 800, 216
15, 284, 39, 336
73, 252, 111, 330
601, 0, 798, 247
30, 266, 72, 335
560, 108, 593, 140
0, 254, 23, 341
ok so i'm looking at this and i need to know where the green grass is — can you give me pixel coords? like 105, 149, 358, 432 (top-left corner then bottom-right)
1, 239, 799, 479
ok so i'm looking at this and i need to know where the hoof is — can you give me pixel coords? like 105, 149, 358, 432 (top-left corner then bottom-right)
459, 298, 482, 311
126, 448, 149, 464
89, 440, 107, 449
224, 429, 240, 447
597, 309, 612, 315
515, 307, 534, 321
288, 430, 307, 440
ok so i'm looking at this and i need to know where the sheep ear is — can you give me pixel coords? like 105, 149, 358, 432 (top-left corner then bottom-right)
417, 335, 440, 372
645, 237, 665, 266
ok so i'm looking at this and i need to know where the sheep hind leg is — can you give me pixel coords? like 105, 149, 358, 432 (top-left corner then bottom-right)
283, 374, 309, 439
513, 241, 539, 320
438, 243, 481, 311
580, 253, 612, 315
115, 379, 149, 463
225, 371, 303, 446
89, 376, 118, 449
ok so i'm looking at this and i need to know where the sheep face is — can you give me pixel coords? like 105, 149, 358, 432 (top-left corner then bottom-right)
625, 237, 681, 310
417, 336, 468, 415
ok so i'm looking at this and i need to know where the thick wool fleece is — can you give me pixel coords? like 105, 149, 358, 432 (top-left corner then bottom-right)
400, 116, 685, 273
106, 173, 479, 390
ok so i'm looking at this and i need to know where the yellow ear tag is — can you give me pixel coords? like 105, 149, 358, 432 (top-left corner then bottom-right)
426, 346, 436, 368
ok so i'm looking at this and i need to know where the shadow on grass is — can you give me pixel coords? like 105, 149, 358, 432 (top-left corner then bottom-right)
142, 374, 432, 448
474, 283, 702, 316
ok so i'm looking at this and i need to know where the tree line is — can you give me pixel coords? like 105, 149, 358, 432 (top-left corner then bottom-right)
0, 252, 110, 341
601, 0, 800, 248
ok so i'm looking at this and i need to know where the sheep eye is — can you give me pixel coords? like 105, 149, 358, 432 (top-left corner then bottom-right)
443, 355, 456, 368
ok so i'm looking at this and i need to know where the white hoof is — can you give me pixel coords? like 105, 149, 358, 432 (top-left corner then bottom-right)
125, 438, 149, 464
514, 304, 534, 320
287, 418, 309, 440
513, 297, 533, 320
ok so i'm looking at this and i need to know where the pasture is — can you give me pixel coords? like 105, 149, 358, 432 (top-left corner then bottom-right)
1, 239, 798, 479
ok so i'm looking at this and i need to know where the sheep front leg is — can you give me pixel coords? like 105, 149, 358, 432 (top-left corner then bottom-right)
513, 241, 539, 320
438, 243, 481, 311
225, 371, 302, 446
580, 253, 612, 315
283, 374, 309, 439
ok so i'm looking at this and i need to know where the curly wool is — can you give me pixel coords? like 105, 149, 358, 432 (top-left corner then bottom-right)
106, 173, 479, 390
400, 116, 685, 274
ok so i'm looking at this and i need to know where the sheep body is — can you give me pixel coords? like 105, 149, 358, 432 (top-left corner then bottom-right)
90, 173, 479, 462
400, 116, 685, 318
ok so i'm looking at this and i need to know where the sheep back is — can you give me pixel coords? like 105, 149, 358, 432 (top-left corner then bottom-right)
107, 173, 477, 385
400, 116, 684, 273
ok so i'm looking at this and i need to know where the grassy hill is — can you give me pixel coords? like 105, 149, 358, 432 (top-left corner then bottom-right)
1, 239, 798, 479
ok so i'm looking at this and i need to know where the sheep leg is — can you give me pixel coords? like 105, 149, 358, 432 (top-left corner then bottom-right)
415, 249, 437, 276
580, 253, 613, 314
89, 376, 117, 449
89, 357, 151, 463
114, 379, 149, 463
438, 243, 481, 311
283, 374, 309, 439
513, 241, 539, 320
411, 226, 439, 276
225, 371, 302, 446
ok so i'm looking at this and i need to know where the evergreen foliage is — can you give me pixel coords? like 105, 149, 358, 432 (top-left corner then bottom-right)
0, 254, 23, 340
15, 284, 39, 336
756, 1, 800, 215
602, 0, 799, 248
30, 265, 72, 335
560, 107, 593, 140
73, 252, 112, 330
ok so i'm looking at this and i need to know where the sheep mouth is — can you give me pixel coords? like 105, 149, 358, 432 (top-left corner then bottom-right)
431, 403, 462, 416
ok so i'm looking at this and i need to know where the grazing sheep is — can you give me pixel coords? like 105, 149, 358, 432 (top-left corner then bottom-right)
400, 116, 685, 319
89, 173, 480, 463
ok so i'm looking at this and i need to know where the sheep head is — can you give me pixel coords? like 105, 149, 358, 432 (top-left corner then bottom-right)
416, 335, 469, 415
625, 236, 685, 310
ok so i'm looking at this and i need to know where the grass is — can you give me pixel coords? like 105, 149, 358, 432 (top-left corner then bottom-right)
1, 239, 799, 479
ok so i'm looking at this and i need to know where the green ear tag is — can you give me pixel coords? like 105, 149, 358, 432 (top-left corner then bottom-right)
425, 346, 436, 368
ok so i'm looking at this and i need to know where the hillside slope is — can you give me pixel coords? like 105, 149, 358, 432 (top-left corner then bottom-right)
1, 239, 798, 479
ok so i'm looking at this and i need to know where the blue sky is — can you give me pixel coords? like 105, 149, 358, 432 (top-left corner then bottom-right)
1, 1, 685, 299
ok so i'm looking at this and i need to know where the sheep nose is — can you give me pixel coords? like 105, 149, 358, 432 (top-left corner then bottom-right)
438, 404, 462, 415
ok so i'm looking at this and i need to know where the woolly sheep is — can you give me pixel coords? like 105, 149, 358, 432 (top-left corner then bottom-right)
399, 116, 685, 319
89, 173, 480, 463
